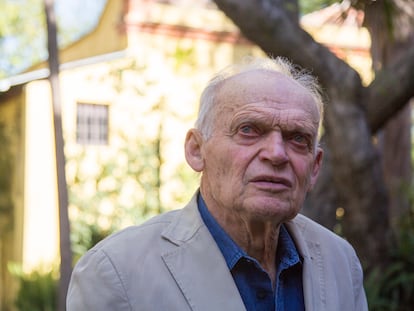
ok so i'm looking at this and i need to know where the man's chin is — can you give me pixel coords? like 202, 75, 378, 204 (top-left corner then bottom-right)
243, 198, 298, 221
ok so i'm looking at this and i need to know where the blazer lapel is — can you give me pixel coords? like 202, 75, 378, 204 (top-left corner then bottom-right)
161, 195, 246, 311
286, 216, 326, 311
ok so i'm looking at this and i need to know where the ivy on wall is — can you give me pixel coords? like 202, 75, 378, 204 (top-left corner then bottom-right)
0, 122, 13, 234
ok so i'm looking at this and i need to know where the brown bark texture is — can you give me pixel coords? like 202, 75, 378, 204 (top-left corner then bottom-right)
364, 0, 414, 228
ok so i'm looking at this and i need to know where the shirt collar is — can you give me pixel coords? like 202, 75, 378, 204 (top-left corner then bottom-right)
198, 194, 244, 268
197, 194, 302, 272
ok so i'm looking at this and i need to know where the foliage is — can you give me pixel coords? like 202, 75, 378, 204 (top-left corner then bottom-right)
365, 207, 414, 311
0, 0, 107, 78
68, 137, 161, 260
0, 0, 45, 78
68, 130, 199, 261
9, 264, 58, 311
70, 220, 111, 264
0, 122, 13, 221
67, 136, 162, 261
299, 0, 339, 14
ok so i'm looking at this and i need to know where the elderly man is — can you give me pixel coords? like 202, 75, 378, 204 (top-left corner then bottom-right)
67, 57, 368, 310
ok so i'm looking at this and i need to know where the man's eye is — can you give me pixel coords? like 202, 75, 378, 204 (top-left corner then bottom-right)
238, 125, 260, 137
240, 125, 253, 134
289, 133, 310, 147
293, 134, 306, 143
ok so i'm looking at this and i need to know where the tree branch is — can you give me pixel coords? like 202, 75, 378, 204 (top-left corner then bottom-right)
213, 0, 359, 89
366, 43, 414, 133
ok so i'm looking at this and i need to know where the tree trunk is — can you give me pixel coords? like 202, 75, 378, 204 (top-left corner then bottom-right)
322, 75, 390, 270
364, 0, 414, 230
303, 136, 338, 231
44, 1, 72, 310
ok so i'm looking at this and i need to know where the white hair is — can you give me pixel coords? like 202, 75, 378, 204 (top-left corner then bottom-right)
195, 56, 324, 139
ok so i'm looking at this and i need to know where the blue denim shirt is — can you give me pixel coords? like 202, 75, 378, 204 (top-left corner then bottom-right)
198, 194, 305, 311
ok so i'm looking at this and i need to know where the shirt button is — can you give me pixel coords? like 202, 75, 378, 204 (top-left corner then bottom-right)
256, 290, 268, 300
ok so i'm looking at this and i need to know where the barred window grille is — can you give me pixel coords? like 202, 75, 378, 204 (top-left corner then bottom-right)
76, 103, 109, 145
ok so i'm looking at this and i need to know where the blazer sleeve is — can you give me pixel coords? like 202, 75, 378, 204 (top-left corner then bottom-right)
67, 249, 132, 311
351, 250, 369, 311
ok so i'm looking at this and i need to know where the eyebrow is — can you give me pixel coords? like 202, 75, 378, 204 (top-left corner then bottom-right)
230, 109, 318, 132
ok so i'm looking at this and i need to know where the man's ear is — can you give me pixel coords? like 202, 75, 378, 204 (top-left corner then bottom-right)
184, 129, 205, 172
309, 147, 323, 191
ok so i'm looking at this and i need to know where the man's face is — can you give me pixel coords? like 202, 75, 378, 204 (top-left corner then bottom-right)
187, 70, 323, 223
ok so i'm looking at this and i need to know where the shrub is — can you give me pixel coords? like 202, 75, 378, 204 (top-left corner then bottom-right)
9, 264, 58, 311
365, 209, 414, 311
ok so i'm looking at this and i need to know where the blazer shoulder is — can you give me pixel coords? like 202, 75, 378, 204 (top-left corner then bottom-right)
89, 209, 181, 254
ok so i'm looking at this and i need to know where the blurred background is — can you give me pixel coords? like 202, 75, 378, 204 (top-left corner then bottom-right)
0, 0, 413, 310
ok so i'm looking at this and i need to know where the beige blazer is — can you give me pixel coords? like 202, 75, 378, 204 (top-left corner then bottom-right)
67, 193, 368, 310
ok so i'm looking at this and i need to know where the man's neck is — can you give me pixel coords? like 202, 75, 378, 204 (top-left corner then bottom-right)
204, 197, 281, 284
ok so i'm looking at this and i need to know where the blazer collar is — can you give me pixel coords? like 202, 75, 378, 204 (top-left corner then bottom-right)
161, 192, 246, 311
286, 215, 326, 311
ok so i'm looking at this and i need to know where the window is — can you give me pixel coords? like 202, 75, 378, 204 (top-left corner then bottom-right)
76, 103, 109, 145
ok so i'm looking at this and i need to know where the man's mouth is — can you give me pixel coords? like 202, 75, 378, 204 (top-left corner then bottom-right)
250, 175, 292, 190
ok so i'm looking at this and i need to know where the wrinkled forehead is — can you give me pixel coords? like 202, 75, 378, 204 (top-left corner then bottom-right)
215, 70, 320, 122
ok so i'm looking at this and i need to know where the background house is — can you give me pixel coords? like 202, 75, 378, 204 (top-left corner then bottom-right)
0, 0, 370, 309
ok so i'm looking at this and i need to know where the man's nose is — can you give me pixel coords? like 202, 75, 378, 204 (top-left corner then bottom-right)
259, 131, 289, 166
